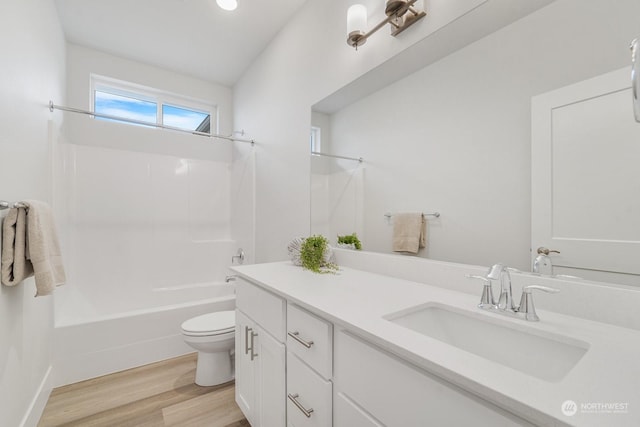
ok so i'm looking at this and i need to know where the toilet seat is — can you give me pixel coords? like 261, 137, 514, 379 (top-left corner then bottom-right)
181, 311, 235, 337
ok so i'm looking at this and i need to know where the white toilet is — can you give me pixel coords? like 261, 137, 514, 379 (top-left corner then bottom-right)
181, 310, 235, 386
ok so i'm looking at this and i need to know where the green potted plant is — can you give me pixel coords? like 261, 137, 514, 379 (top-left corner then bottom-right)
337, 233, 362, 250
291, 235, 338, 274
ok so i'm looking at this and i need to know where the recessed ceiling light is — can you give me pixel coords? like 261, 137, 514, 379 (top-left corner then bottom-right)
216, 0, 237, 11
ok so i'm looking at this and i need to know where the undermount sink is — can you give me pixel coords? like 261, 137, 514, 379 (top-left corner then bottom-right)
384, 303, 589, 382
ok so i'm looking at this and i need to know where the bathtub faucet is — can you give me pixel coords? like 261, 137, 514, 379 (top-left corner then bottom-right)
225, 275, 238, 283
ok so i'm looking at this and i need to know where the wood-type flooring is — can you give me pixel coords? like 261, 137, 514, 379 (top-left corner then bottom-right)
38, 353, 248, 427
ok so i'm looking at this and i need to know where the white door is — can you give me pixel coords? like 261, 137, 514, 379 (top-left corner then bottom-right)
255, 324, 286, 427
531, 67, 640, 285
235, 310, 256, 424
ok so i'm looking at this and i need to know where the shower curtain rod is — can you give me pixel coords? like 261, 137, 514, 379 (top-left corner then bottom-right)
48, 101, 256, 144
311, 151, 363, 163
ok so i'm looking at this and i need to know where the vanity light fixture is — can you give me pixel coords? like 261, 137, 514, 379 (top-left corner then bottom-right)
347, 0, 426, 49
216, 0, 237, 11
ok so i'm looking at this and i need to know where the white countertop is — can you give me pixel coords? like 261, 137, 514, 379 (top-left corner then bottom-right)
231, 261, 640, 427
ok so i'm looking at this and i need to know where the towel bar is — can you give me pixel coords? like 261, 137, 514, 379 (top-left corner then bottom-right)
0, 201, 27, 210
384, 211, 440, 219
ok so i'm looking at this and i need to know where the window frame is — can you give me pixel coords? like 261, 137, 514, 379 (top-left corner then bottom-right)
90, 74, 217, 135
310, 126, 322, 153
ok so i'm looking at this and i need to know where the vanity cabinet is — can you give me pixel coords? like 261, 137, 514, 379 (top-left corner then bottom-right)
236, 276, 534, 427
286, 303, 333, 427
333, 330, 535, 427
235, 279, 286, 427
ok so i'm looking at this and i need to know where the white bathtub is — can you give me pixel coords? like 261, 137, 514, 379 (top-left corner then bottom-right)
52, 283, 235, 387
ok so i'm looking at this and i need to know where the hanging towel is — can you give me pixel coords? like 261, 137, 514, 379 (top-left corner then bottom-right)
1, 201, 66, 296
392, 213, 426, 254
2, 206, 34, 286
24, 200, 66, 296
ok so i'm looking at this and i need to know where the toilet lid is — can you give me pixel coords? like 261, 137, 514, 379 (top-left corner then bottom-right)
181, 311, 235, 336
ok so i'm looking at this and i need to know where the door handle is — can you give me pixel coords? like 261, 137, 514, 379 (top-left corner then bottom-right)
537, 247, 560, 255
250, 331, 258, 361
632, 38, 640, 122
288, 393, 314, 418
287, 331, 314, 348
244, 326, 252, 355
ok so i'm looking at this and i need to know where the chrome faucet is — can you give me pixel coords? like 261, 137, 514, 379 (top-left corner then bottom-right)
466, 264, 559, 322
465, 275, 496, 309
486, 263, 517, 312
517, 285, 560, 321
225, 275, 238, 283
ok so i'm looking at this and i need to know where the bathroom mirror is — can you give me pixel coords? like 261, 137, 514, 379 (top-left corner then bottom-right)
310, 0, 640, 287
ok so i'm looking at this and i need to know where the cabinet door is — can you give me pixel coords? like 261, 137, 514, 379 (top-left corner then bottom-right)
235, 310, 256, 424
255, 324, 286, 427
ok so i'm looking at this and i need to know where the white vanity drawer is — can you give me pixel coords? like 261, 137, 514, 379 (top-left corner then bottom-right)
287, 352, 332, 427
236, 278, 286, 342
334, 392, 384, 427
334, 330, 535, 427
287, 303, 333, 379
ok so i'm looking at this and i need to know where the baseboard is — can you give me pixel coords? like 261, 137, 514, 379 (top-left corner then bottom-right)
54, 333, 192, 387
20, 365, 54, 427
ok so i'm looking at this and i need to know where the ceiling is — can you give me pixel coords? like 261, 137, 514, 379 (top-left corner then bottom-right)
54, 0, 308, 86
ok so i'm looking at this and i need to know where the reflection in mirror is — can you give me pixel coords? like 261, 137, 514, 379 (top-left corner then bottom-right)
310, 154, 364, 242
310, 111, 365, 246
310, 0, 640, 287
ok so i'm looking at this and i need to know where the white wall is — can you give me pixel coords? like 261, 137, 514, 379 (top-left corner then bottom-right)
0, 1, 66, 426
328, 0, 640, 269
311, 157, 364, 242
234, 0, 520, 263
55, 143, 236, 324
56, 45, 247, 317
65, 44, 233, 160
235, 0, 640, 268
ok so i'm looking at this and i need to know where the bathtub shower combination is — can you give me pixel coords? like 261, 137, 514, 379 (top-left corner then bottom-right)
52, 141, 251, 386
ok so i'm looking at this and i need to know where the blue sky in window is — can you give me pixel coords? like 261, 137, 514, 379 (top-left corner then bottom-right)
95, 91, 210, 132
95, 91, 156, 124
163, 105, 209, 132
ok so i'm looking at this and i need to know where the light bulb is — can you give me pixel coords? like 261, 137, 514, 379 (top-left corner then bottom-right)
347, 5, 367, 35
217, 0, 237, 11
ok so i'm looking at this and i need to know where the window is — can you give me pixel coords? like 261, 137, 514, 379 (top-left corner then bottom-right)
310, 126, 321, 152
91, 75, 216, 135
94, 90, 157, 126
162, 104, 210, 134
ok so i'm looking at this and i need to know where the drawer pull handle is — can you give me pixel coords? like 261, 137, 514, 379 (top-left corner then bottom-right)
288, 331, 314, 348
244, 326, 252, 355
250, 331, 258, 361
288, 393, 314, 418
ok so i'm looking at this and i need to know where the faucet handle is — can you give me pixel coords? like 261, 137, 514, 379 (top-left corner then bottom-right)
518, 285, 560, 321
465, 274, 496, 309
465, 274, 489, 281
232, 248, 245, 265
523, 285, 560, 294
